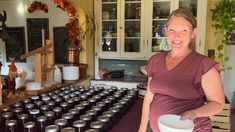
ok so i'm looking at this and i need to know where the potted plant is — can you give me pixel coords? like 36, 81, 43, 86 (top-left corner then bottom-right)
210, 0, 235, 72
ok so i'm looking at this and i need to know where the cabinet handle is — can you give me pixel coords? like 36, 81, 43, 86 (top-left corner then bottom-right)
119, 27, 123, 29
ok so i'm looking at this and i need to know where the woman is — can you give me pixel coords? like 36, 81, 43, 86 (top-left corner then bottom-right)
138, 8, 225, 132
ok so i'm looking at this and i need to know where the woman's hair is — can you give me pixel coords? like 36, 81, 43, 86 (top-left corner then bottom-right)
166, 8, 197, 50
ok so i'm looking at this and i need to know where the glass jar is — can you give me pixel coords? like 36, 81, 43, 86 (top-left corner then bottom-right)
81, 101, 90, 111
44, 111, 55, 125
54, 119, 67, 131
31, 96, 40, 102
45, 125, 59, 132
68, 109, 79, 121
5, 119, 17, 132
61, 127, 75, 132
92, 106, 102, 116
23, 99, 31, 105
29, 109, 40, 122
60, 102, 69, 113
25, 103, 35, 112
18, 114, 29, 132
80, 114, 92, 130
36, 116, 48, 132
12, 102, 23, 108
46, 101, 55, 110
52, 107, 62, 119
42, 96, 50, 104
23, 122, 36, 132
74, 104, 85, 116
84, 129, 98, 132
86, 110, 98, 121
73, 120, 86, 132
12, 107, 23, 119
102, 111, 114, 127
62, 113, 74, 127
34, 101, 43, 109
2, 112, 13, 129
40, 105, 50, 114
97, 115, 110, 131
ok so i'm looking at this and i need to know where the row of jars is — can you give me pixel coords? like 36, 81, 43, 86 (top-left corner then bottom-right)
0, 85, 138, 132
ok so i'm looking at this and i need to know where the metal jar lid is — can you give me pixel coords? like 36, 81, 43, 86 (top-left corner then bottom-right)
93, 95, 101, 100
97, 115, 109, 122
80, 114, 92, 121
62, 113, 74, 120
29, 109, 40, 115
81, 101, 89, 106
86, 110, 97, 116
45, 111, 55, 117
34, 101, 43, 106
90, 121, 103, 129
40, 105, 49, 111
75, 91, 81, 95
12, 107, 23, 113
5, 119, 17, 126
63, 95, 70, 100
25, 103, 34, 109
61, 127, 76, 132
47, 101, 55, 106
53, 107, 62, 112
88, 98, 97, 103
60, 102, 69, 108
54, 118, 67, 126
31, 96, 40, 100
68, 109, 79, 115
36, 116, 47, 122
73, 120, 86, 128
92, 106, 102, 111
102, 111, 114, 118
74, 104, 84, 110
67, 99, 75, 104
18, 113, 29, 120
42, 96, 50, 101
23, 99, 31, 104
2, 112, 13, 118
96, 102, 105, 108
73, 97, 81, 102
109, 107, 120, 113
80, 94, 87, 100
13, 102, 23, 108
55, 98, 62, 103
1, 106, 11, 112
24, 122, 35, 128
45, 125, 59, 132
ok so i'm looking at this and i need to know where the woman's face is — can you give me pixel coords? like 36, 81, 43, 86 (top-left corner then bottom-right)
165, 16, 197, 51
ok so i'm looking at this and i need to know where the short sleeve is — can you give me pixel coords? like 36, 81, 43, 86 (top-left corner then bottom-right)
194, 57, 219, 84
145, 53, 161, 77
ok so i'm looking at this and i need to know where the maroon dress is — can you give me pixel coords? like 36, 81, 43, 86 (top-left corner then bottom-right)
146, 51, 219, 132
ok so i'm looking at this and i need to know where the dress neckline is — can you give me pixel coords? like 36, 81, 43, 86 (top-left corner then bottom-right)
164, 50, 194, 72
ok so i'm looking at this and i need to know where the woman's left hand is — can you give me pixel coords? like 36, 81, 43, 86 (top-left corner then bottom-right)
180, 110, 198, 121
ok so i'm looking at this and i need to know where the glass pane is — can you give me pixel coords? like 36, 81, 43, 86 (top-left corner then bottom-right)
153, 2, 170, 19
124, 39, 140, 52
125, 2, 141, 19
102, 0, 117, 2
102, 2, 117, 52
179, 0, 197, 17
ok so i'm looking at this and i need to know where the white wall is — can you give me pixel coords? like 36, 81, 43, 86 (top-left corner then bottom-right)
224, 45, 235, 108
0, 0, 69, 86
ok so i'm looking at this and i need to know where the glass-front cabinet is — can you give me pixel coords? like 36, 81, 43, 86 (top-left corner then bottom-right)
94, 0, 207, 59
95, 0, 145, 59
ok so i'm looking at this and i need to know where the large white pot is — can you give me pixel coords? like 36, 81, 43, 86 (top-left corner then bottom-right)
62, 66, 79, 81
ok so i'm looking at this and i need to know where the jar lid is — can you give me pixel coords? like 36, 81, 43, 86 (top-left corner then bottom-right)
68, 109, 79, 115
55, 98, 62, 102
18, 114, 29, 120
81, 94, 87, 100
2, 112, 13, 118
80, 114, 92, 121
90, 121, 103, 129
92, 106, 102, 111
37, 116, 47, 122
24, 122, 35, 128
81, 101, 89, 106
73, 97, 81, 102
60, 102, 69, 107
13, 102, 23, 107
97, 115, 109, 122
29, 109, 40, 114
45, 111, 55, 117
25, 103, 34, 109
31, 96, 39, 100
93, 95, 101, 100
40, 105, 49, 111
74, 104, 84, 110
45, 125, 59, 132
47, 101, 55, 106
61, 127, 75, 132
1, 106, 11, 112
103, 111, 114, 117
12, 107, 23, 113
96, 102, 105, 108
23, 99, 31, 104
62, 113, 74, 120
53, 107, 62, 112
88, 98, 96, 103
42, 96, 50, 101
86, 110, 97, 116
5, 120, 17, 126
109, 107, 119, 113
73, 120, 86, 127
35, 101, 43, 106
54, 119, 67, 126
67, 99, 74, 104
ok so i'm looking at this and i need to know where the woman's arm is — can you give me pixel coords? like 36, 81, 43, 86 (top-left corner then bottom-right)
138, 77, 154, 132
181, 67, 225, 120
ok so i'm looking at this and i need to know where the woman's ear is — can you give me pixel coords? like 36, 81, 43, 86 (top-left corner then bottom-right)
191, 27, 197, 39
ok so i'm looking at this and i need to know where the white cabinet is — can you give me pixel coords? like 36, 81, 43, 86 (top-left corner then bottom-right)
94, 0, 145, 59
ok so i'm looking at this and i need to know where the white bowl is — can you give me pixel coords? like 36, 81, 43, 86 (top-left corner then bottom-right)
158, 114, 194, 132
62, 66, 79, 80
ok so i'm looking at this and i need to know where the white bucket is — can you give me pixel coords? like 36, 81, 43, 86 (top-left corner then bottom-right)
158, 114, 194, 132
62, 66, 79, 81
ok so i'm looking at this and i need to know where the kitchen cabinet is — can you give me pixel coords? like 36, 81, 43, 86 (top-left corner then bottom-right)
94, 0, 207, 75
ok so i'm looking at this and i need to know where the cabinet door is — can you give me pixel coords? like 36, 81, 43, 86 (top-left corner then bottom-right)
120, 0, 145, 59
99, 0, 120, 58
147, 0, 173, 58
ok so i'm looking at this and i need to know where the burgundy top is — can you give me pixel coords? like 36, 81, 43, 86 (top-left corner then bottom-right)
146, 51, 218, 132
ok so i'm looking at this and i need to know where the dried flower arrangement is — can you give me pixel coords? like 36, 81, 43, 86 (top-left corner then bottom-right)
28, 1, 48, 13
